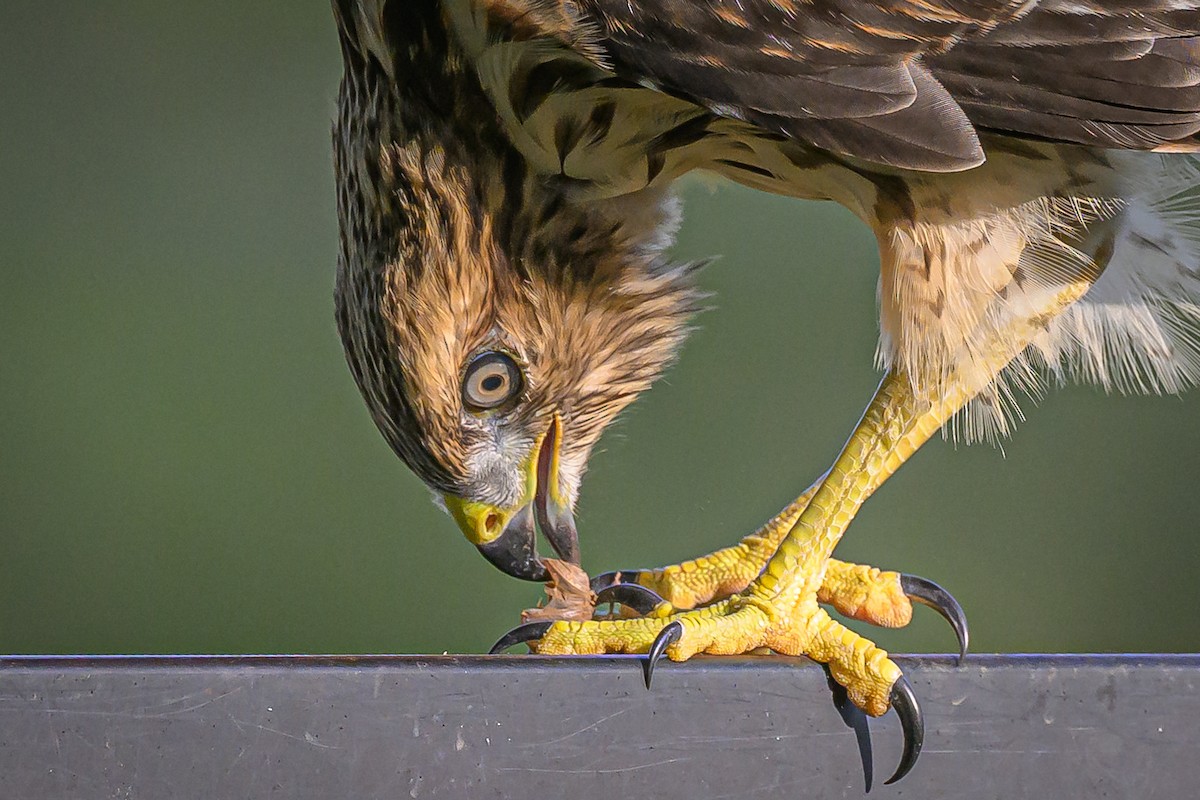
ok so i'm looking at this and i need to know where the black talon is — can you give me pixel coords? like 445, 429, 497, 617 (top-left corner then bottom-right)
589, 570, 646, 594
594, 583, 668, 616
884, 676, 924, 786
901, 573, 970, 664
824, 666, 874, 793
642, 621, 683, 690
488, 621, 554, 654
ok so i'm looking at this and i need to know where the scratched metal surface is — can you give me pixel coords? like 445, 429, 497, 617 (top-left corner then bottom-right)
0, 654, 1196, 799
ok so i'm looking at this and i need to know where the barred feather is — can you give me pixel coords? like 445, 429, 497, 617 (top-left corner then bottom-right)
871, 149, 1200, 443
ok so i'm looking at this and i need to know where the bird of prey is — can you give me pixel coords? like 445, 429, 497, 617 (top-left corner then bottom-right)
331, 0, 1200, 783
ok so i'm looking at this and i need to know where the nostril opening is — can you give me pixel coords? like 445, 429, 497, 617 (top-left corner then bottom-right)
485, 513, 501, 533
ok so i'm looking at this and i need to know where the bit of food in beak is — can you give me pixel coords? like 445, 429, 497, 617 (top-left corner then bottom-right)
521, 559, 598, 623
442, 415, 580, 582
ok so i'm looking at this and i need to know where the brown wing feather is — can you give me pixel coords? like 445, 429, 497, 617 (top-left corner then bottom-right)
928, 4, 1200, 152
559, 0, 1200, 167
568, 0, 1032, 169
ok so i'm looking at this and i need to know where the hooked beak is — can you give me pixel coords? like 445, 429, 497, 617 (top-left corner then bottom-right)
442, 415, 579, 582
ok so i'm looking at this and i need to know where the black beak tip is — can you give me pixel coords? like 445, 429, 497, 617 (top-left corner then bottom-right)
475, 509, 549, 582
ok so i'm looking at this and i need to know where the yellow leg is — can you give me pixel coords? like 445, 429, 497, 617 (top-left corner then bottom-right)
610, 487, 918, 630
522, 282, 1091, 718
533, 370, 963, 714
618, 484, 817, 610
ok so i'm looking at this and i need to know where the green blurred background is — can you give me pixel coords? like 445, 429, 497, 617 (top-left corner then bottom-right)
2, 2, 1198, 657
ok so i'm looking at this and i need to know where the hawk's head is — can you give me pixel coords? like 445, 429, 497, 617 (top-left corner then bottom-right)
335, 135, 701, 581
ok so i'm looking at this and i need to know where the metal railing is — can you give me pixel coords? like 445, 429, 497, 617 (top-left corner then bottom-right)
2, 654, 1196, 798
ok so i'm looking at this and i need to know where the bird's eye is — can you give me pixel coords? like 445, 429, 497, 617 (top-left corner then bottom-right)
462, 352, 524, 412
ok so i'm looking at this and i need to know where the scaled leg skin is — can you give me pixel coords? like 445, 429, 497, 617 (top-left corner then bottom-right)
591, 489, 968, 656
592, 485, 823, 612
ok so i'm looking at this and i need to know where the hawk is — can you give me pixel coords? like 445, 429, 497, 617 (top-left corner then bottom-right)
331, 0, 1200, 783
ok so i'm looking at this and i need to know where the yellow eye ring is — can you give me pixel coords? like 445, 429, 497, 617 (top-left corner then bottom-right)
462, 351, 524, 412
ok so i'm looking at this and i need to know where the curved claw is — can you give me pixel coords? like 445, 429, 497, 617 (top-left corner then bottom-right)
642, 621, 683, 690
901, 573, 970, 664
824, 666, 874, 793
594, 583, 669, 617
589, 570, 647, 594
488, 621, 554, 655
883, 676, 924, 786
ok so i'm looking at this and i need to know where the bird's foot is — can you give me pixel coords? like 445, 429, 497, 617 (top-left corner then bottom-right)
582, 487, 966, 660
586, 491, 820, 612
510, 597, 905, 717
492, 592, 923, 784
591, 558, 968, 661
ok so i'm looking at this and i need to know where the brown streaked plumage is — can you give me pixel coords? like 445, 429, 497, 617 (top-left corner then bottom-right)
330, 0, 1200, 770
333, 0, 701, 508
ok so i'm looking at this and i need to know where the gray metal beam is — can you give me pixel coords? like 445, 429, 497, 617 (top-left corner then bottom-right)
1, 654, 1196, 798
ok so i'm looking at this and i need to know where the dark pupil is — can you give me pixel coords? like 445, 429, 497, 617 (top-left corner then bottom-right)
480, 374, 505, 394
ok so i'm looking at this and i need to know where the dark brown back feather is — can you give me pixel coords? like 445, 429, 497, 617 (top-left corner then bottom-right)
561, 0, 1200, 169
